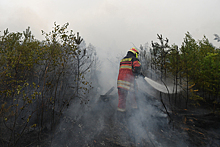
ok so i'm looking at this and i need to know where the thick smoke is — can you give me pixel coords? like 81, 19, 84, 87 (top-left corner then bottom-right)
51, 47, 190, 147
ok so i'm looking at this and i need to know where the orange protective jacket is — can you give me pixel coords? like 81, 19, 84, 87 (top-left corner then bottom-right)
117, 52, 141, 91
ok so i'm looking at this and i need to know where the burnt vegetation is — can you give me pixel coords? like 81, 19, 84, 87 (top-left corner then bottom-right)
0, 22, 97, 146
140, 33, 220, 146
0, 23, 220, 147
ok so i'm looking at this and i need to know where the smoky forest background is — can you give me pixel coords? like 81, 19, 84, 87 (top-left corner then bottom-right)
0, 22, 220, 147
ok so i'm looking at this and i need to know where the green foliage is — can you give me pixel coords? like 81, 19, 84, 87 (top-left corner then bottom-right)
166, 32, 219, 109
0, 22, 95, 146
201, 52, 220, 94
150, 32, 219, 111
150, 34, 170, 80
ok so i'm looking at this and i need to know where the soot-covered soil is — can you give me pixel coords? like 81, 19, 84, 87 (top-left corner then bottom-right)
47, 93, 217, 147
32, 92, 220, 147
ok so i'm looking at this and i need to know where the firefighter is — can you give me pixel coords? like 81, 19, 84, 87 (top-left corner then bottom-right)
117, 47, 141, 112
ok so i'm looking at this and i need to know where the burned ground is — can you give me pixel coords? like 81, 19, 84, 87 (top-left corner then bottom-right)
39, 90, 219, 147
2, 89, 220, 147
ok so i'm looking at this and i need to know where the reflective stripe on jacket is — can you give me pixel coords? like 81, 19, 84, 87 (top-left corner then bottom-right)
117, 52, 141, 91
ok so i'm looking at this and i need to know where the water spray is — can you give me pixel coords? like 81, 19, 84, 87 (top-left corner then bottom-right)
143, 76, 180, 94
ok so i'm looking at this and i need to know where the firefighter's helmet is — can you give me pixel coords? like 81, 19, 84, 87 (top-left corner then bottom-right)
129, 47, 139, 58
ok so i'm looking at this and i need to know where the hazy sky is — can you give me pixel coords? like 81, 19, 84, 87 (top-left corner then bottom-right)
1, 0, 220, 55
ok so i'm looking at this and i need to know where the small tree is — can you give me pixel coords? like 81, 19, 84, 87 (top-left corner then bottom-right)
0, 22, 95, 146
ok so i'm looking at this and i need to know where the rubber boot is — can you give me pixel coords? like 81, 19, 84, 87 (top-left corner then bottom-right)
116, 110, 126, 124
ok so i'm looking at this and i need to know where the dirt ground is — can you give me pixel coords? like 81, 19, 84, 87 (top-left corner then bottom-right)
43, 91, 220, 147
